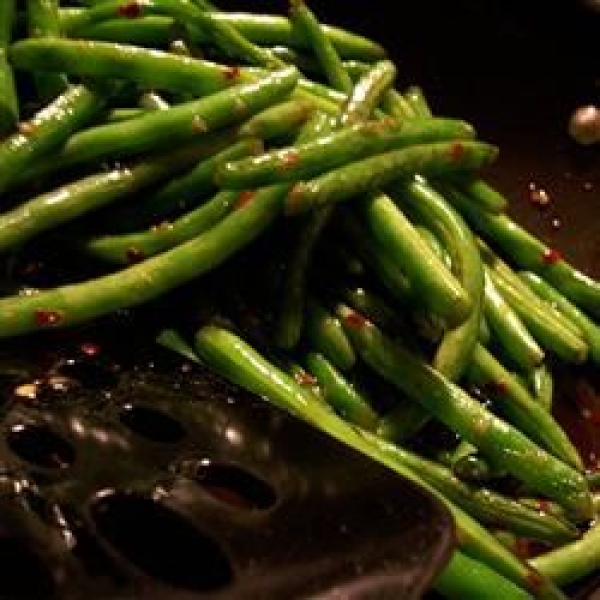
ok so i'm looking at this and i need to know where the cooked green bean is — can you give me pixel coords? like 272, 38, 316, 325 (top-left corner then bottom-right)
466, 344, 583, 471
449, 191, 600, 319
26, 0, 68, 102
237, 97, 315, 139
358, 192, 472, 329
392, 176, 484, 382
434, 551, 534, 600
10, 38, 258, 96
0, 184, 285, 337
59, 9, 386, 61
404, 84, 433, 118
0, 83, 111, 195
284, 140, 498, 215
0, 145, 208, 253
217, 117, 475, 189
483, 269, 546, 371
442, 177, 508, 214
0, 0, 18, 136
18, 66, 299, 185
519, 271, 600, 364
288, 0, 353, 93
84, 189, 239, 263
305, 297, 356, 372
338, 305, 593, 521
193, 324, 565, 599
305, 352, 378, 429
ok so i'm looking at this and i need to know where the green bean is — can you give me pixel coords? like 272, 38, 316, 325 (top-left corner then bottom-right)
0, 84, 111, 195
156, 328, 201, 363
19, 66, 299, 185
376, 399, 429, 444
519, 271, 600, 364
531, 518, 600, 587
128, 136, 259, 225
404, 85, 433, 118
449, 191, 600, 319
62, 0, 285, 69
305, 352, 378, 429
272, 111, 333, 350
0, 0, 18, 136
218, 117, 475, 189
237, 97, 315, 139
483, 269, 546, 371
9, 38, 262, 97
451, 442, 503, 482
358, 192, 472, 329
0, 183, 285, 337
138, 92, 170, 111
434, 551, 534, 600
385, 444, 580, 544
288, 0, 353, 93
193, 325, 565, 599
392, 176, 484, 382
284, 140, 498, 215
84, 189, 240, 263
305, 297, 356, 372
338, 305, 593, 521
466, 344, 584, 471
442, 177, 508, 214
59, 9, 387, 61
416, 224, 453, 270
486, 264, 588, 364
26, 0, 68, 102
0, 144, 210, 254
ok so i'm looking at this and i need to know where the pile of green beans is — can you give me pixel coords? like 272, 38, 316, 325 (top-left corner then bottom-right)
2, 1, 600, 598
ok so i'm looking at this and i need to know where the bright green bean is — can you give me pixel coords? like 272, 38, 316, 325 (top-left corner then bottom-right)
284, 140, 498, 215
338, 305, 593, 521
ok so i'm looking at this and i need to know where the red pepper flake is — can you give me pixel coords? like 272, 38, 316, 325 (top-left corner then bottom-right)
536, 498, 551, 513
296, 372, 317, 386
126, 247, 145, 263
80, 341, 101, 357
116, 1, 143, 18
34, 309, 64, 327
343, 310, 369, 328
524, 568, 545, 590
234, 190, 255, 210
541, 248, 563, 265
449, 142, 464, 161
279, 150, 300, 170
223, 65, 241, 81
491, 380, 508, 395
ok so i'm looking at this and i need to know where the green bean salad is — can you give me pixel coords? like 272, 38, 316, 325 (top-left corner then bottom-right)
2, 1, 600, 598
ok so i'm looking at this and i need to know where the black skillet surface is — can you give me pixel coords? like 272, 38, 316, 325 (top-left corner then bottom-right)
0, 321, 454, 600
1, 1, 599, 599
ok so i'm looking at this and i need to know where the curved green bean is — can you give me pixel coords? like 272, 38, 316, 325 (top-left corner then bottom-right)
19, 66, 299, 185
84, 189, 239, 263
338, 305, 593, 521
284, 140, 498, 215
483, 268, 545, 371
218, 117, 474, 189
9, 38, 262, 97
26, 0, 68, 102
519, 270, 600, 364
449, 191, 600, 319
0, 83, 113, 195
59, 9, 386, 61
193, 324, 566, 599
0, 183, 285, 337
238, 97, 315, 139
305, 351, 378, 429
